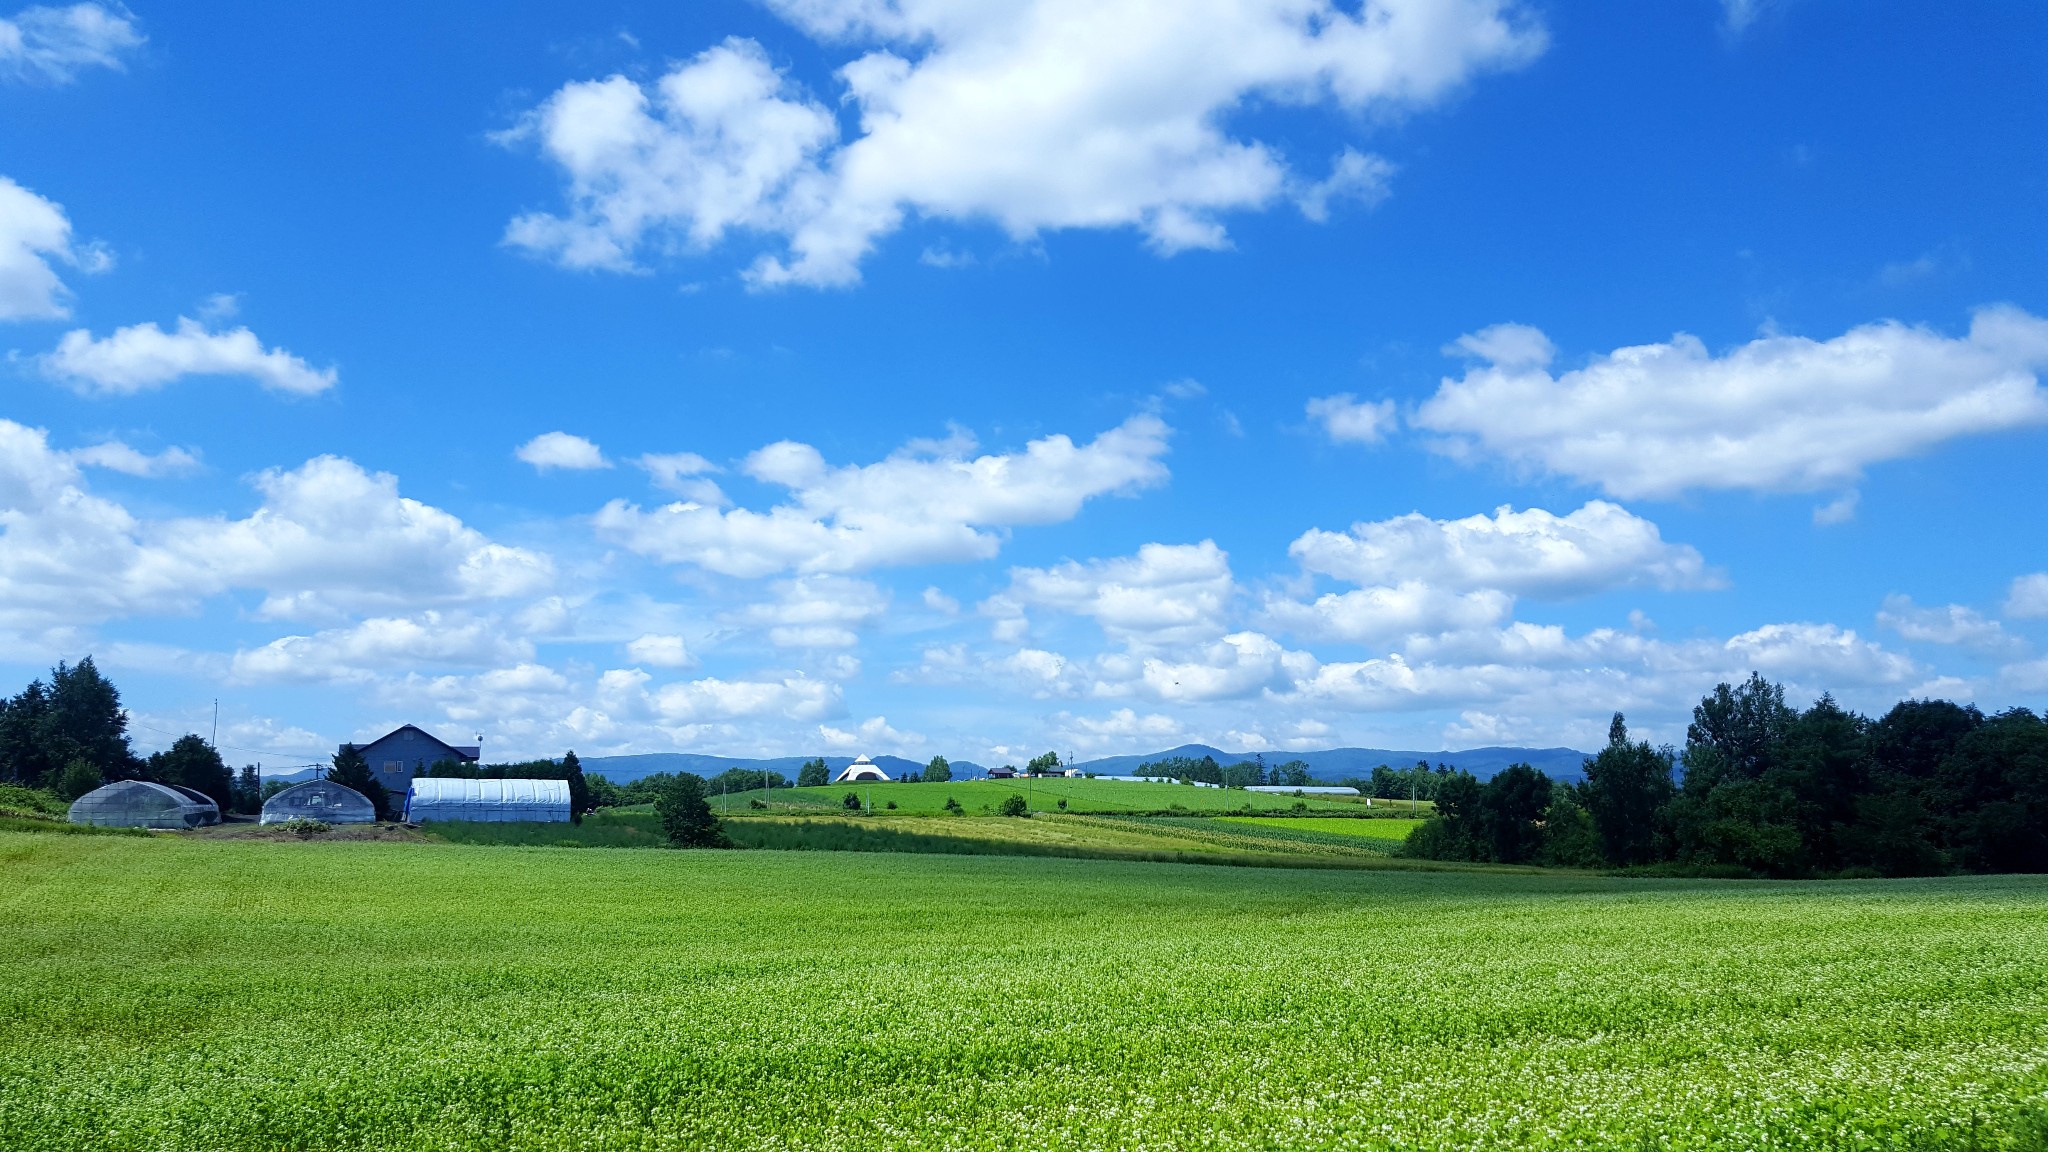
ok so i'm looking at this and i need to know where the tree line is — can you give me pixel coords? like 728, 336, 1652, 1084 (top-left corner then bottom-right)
1136, 754, 1316, 788
1403, 673, 2048, 876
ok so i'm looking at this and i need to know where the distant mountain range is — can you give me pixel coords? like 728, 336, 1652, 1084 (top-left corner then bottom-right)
266, 745, 1593, 787
576, 744, 1591, 784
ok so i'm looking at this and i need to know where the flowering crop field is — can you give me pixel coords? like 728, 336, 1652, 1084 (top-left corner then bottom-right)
2, 833, 2044, 1150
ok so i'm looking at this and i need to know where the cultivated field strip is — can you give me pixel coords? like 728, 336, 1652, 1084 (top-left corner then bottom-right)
2, 834, 2044, 1150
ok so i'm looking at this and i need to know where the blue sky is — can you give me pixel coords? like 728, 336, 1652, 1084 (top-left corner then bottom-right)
2, 0, 2044, 769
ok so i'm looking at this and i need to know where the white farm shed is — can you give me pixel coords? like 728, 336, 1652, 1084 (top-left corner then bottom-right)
403, 778, 571, 823
832, 755, 890, 783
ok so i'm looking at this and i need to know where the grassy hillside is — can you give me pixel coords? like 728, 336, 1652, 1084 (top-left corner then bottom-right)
705, 776, 1416, 815
2, 833, 2044, 1150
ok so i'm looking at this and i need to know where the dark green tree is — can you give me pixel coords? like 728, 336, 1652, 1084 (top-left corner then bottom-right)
327, 744, 393, 820
1581, 714, 1676, 866
797, 757, 829, 788
1025, 751, 1062, 776
1478, 763, 1553, 864
149, 734, 233, 812
923, 754, 952, 783
233, 765, 263, 814
999, 792, 1029, 816
46, 658, 136, 780
655, 773, 729, 847
561, 750, 589, 824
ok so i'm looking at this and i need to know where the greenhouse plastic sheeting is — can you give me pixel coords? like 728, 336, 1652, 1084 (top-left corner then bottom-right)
404, 777, 571, 823
68, 780, 221, 829
260, 780, 376, 825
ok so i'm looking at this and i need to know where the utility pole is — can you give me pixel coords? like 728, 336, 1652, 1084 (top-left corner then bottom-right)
210, 699, 218, 748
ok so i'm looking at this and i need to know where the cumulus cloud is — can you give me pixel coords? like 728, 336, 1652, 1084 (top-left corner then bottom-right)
732, 575, 889, 648
1415, 306, 2048, 498
516, 431, 611, 471
232, 613, 535, 684
1290, 501, 1716, 598
2006, 573, 2048, 620
68, 440, 199, 476
1876, 595, 2011, 651
1305, 393, 1396, 445
596, 414, 1170, 576
1265, 582, 1512, 645
503, 0, 1544, 286
998, 540, 1234, 646
638, 451, 723, 502
819, 714, 921, 751
625, 633, 694, 668
0, 422, 553, 634
0, 2, 141, 83
43, 317, 338, 395
0, 176, 106, 319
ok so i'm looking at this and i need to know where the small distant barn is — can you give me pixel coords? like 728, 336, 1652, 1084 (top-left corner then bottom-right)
69, 780, 221, 829
260, 780, 376, 825
404, 778, 570, 823
339, 725, 479, 805
986, 765, 1016, 779
833, 755, 890, 783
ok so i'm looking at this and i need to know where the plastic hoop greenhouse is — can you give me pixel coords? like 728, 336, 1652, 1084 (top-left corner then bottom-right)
260, 780, 376, 825
404, 778, 571, 823
68, 780, 221, 829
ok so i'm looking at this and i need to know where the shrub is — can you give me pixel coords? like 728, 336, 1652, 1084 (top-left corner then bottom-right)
843, 791, 863, 811
885, 800, 898, 810
944, 796, 964, 814
999, 794, 1029, 817
1057, 798, 1068, 811
274, 818, 329, 837
749, 799, 768, 810
656, 775, 731, 848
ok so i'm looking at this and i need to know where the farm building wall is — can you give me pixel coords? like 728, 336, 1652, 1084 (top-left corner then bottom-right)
342, 725, 479, 804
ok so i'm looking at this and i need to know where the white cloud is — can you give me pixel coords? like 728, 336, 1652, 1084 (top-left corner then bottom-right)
68, 440, 200, 477
1722, 623, 1917, 686
819, 714, 922, 751
232, 613, 534, 684
43, 317, 337, 395
0, 176, 105, 320
2006, 574, 2048, 620
625, 633, 694, 668
1305, 393, 1396, 445
0, 2, 141, 83
1415, 306, 2048, 498
1876, 595, 2011, 650
596, 414, 1170, 576
1265, 582, 1512, 644
648, 674, 839, 723
733, 575, 889, 648
516, 431, 611, 471
505, 0, 1544, 286
1812, 491, 1858, 526
999, 540, 1234, 646
0, 423, 553, 635
1133, 630, 1310, 702
638, 451, 723, 502
1720, 0, 1771, 35
921, 586, 959, 615
1289, 501, 1716, 598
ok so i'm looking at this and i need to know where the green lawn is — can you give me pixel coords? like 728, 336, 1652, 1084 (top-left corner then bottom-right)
706, 777, 1392, 815
2, 833, 2044, 1150
1215, 814, 1426, 841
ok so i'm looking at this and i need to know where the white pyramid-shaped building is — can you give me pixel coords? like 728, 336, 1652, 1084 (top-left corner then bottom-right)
832, 755, 890, 783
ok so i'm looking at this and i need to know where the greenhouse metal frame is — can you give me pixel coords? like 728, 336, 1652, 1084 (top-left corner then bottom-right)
68, 780, 221, 829
260, 780, 376, 825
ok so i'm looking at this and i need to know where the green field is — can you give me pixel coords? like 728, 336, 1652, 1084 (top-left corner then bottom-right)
1216, 815, 1426, 841
703, 777, 1403, 815
3, 832, 2045, 1150
426, 809, 1421, 867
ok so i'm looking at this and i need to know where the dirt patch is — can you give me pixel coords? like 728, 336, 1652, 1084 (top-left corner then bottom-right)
187, 821, 433, 843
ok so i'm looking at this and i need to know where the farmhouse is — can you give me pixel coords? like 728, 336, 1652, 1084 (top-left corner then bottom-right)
339, 724, 479, 804
833, 755, 890, 783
